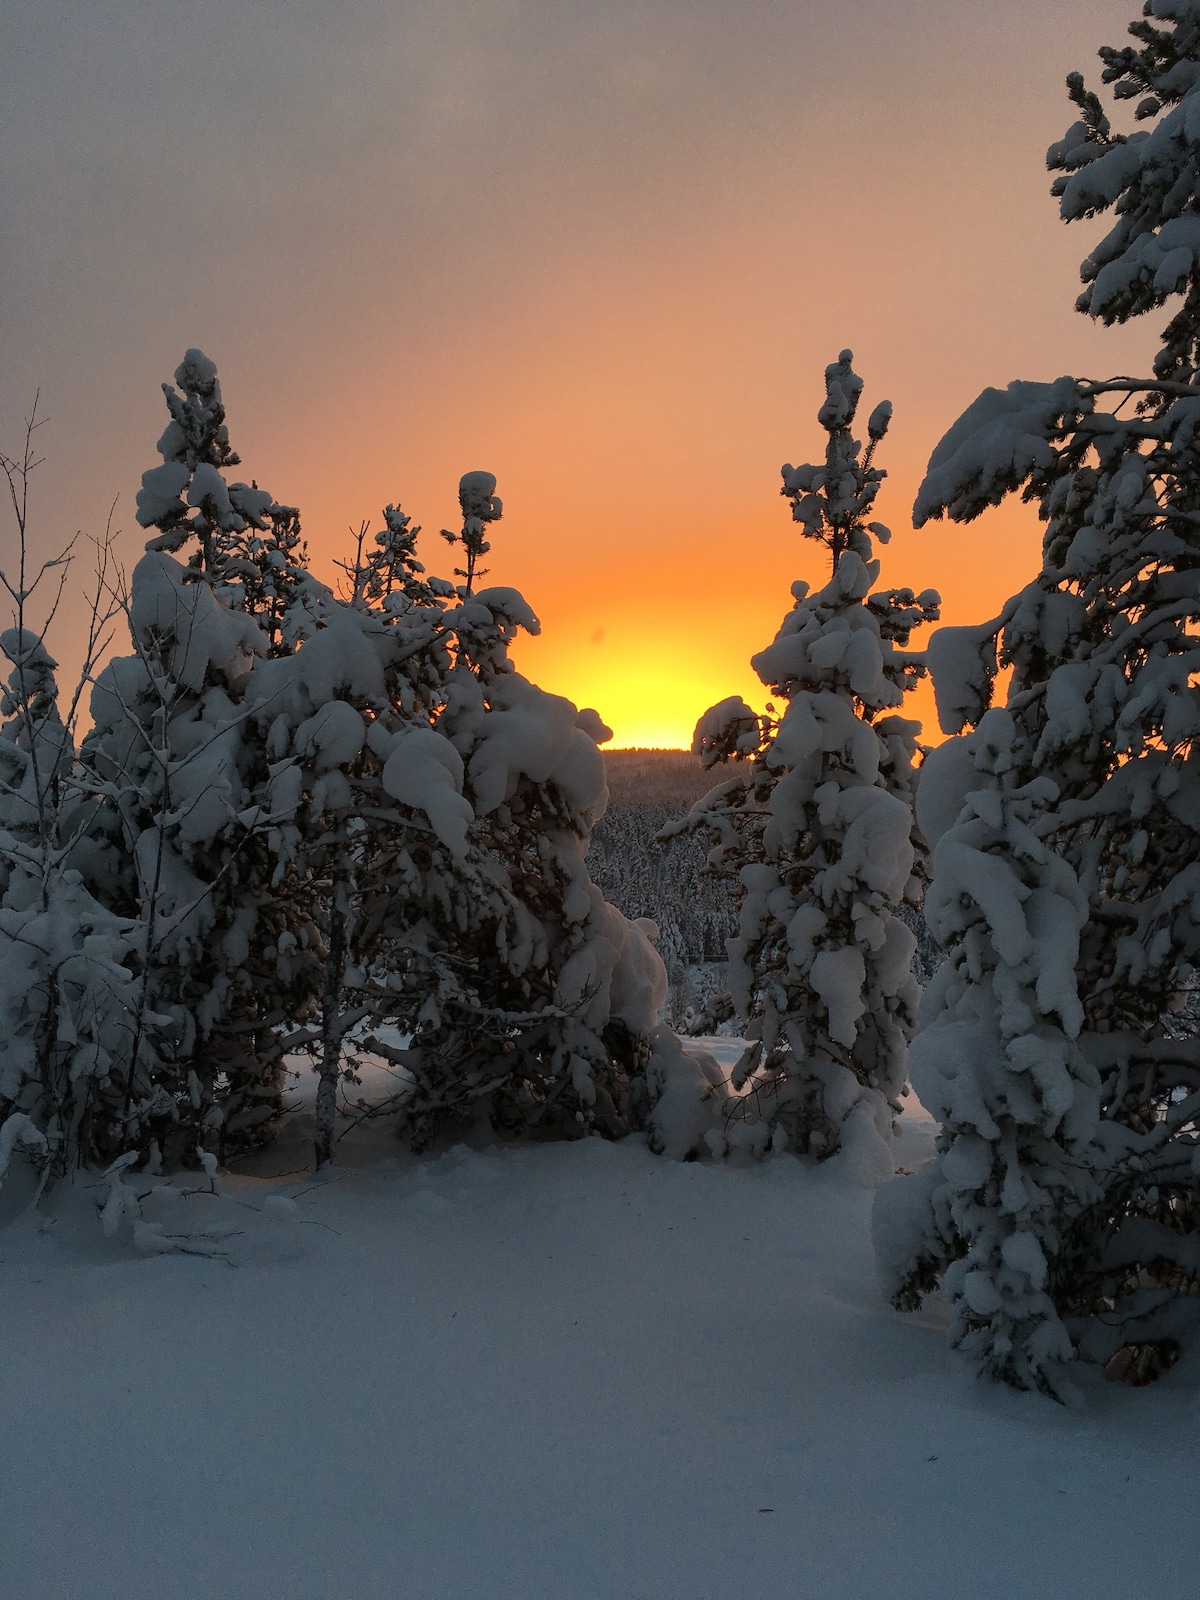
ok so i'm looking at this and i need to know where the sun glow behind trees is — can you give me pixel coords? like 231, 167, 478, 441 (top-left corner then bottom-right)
0, 0, 1153, 751
505, 484, 1046, 749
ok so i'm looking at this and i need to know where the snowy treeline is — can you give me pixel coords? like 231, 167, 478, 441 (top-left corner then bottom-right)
5, 0, 1200, 1406
0, 351, 672, 1176
876, 1, 1200, 1396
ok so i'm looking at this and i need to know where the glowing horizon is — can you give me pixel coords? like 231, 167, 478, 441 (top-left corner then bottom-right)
1, 1, 1157, 749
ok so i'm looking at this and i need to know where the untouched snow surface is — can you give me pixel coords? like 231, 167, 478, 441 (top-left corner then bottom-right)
1, 1052, 1195, 1600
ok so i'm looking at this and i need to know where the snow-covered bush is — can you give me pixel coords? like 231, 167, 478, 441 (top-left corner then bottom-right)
134, 367, 672, 1160
677, 353, 939, 1161
0, 630, 152, 1172
879, 5, 1200, 1393
0, 414, 156, 1174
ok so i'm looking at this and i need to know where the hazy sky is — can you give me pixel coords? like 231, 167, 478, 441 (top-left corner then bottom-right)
1, 1, 1156, 744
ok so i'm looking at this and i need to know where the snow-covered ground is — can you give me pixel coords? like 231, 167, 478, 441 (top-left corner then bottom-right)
1, 1049, 1195, 1600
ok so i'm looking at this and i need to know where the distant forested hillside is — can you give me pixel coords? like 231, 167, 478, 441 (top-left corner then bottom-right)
588, 750, 737, 1024
589, 749, 943, 1027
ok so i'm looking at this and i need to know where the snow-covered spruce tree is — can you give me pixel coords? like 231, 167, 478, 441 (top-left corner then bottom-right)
877, 5, 1200, 1392
679, 353, 939, 1164
239, 596, 388, 1168
240, 474, 667, 1161
73, 352, 321, 1164
329, 476, 669, 1151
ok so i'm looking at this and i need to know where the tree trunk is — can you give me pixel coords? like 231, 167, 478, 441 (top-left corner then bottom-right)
314, 850, 348, 1169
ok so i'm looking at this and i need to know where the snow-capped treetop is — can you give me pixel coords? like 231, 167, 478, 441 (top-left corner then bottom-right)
132, 353, 318, 654
442, 470, 504, 596
781, 350, 894, 568
1048, 1, 1200, 378
155, 349, 235, 470
345, 504, 455, 612
136, 348, 240, 540
458, 470, 503, 523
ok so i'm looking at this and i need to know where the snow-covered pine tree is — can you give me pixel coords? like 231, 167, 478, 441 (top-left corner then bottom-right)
339, 478, 668, 1150
0, 630, 153, 1175
240, 476, 667, 1161
237, 486, 589, 1165
876, 3, 1200, 1393
680, 353, 939, 1164
74, 352, 321, 1164
240, 591, 389, 1168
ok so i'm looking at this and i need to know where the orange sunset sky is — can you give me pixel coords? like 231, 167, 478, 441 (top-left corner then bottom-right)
1, 1, 1159, 747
